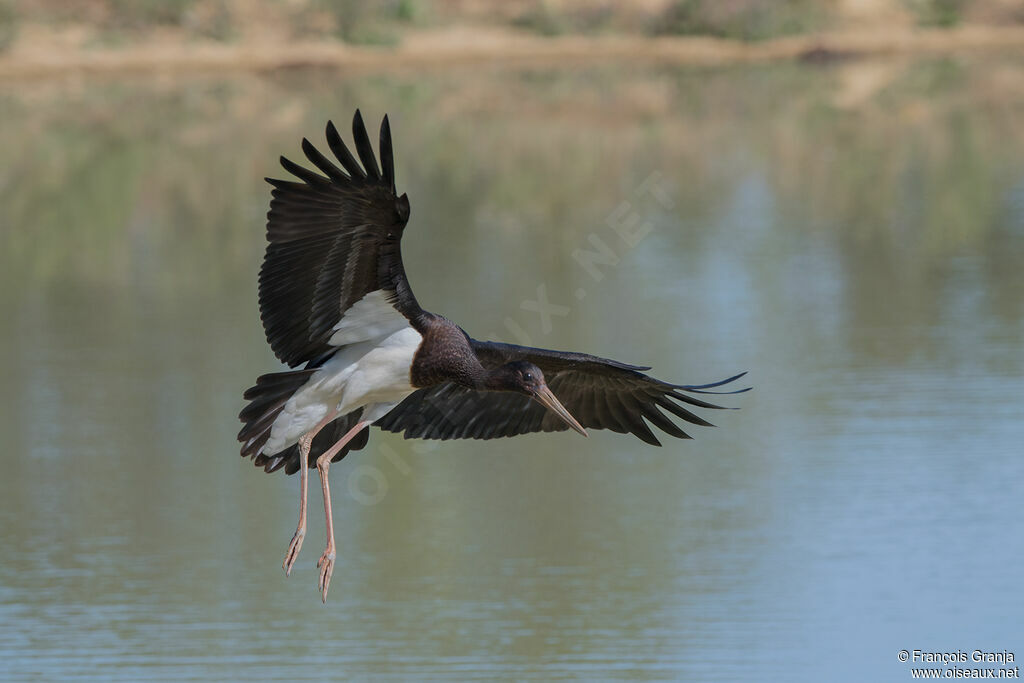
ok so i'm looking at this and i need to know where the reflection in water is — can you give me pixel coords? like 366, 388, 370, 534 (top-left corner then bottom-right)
1, 59, 1023, 680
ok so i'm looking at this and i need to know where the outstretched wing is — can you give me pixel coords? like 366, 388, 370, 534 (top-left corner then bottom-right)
374, 340, 749, 445
259, 110, 422, 368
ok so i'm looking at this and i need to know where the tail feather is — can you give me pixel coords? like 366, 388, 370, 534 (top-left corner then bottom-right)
238, 369, 314, 443
252, 408, 370, 475
238, 369, 371, 475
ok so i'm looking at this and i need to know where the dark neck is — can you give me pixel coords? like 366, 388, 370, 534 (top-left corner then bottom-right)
466, 362, 510, 392
410, 316, 491, 390
437, 353, 495, 392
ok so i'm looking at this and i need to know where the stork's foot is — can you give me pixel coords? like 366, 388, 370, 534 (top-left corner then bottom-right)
282, 528, 305, 576
317, 546, 336, 603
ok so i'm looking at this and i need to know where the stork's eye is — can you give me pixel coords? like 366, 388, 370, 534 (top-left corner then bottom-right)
523, 372, 533, 382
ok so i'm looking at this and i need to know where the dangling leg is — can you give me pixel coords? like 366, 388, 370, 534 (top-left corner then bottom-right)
315, 419, 370, 603
282, 409, 338, 576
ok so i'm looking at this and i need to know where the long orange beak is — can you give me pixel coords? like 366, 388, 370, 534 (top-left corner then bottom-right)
533, 384, 588, 437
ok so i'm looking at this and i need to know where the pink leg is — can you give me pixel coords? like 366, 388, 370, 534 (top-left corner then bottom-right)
282, 409, 338, 576
316, 419, 370, 603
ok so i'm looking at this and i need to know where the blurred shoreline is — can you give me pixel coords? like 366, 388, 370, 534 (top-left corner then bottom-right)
3, 22, 1024, 81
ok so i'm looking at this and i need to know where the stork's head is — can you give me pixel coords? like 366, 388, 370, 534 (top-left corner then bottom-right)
485, 361, 588, 437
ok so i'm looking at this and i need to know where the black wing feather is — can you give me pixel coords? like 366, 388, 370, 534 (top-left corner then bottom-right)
379, 115, 396, 193
375, 339, 748, 443
301, 137, 350, 182
259, 110, 422, 367
325, 120, 365, 179
279, 154, 330, 187
352, 110, 381, 181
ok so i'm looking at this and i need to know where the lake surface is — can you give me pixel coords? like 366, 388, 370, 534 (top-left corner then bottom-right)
1, 58, 1023, 681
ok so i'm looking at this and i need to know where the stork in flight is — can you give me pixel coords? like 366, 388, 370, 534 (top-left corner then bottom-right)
238, 111, 747, 602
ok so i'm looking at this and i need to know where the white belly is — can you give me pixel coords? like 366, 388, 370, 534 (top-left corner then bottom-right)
263, 325, 422, 454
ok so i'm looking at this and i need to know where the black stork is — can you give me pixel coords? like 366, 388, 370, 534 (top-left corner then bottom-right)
238, 110, 748, 602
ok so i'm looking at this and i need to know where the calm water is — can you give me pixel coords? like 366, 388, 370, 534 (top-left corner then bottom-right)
2, 58, 1023, 681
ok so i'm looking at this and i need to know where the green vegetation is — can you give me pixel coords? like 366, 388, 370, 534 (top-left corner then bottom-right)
107, 0, 194, 27
317, 0, 432, 45
511, 3, 616, 37
512, 3, 566, 37
654, 0, 826, 41
394, 0, 426, 24
0, 0, 16, 53
101, 0, 232, 41
905, 0, 966, 27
